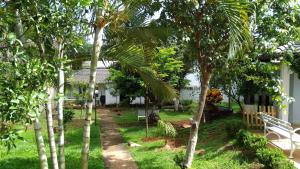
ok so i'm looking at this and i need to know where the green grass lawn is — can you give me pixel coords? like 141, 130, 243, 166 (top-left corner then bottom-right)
114, 108, 192, 124
0, 109, 104, 169
219, 102, 241, 113
114, 109, 256, 169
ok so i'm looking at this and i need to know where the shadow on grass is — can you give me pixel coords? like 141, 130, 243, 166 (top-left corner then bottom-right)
0, 122, 104, 169
0, 155, 104, 169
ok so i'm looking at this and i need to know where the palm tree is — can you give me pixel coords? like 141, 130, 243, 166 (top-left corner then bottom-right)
81, 1, 176, 168
159, 0, 252, 168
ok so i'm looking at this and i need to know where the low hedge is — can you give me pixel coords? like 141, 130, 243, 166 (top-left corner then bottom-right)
225, 119, 247, 139
256, 148, 295, 169
236, 129, 295, 169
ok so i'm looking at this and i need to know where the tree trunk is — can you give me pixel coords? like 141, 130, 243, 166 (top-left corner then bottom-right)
145, 93, 149, 137
184, 71, 212, 168
34, 118, 49, 169
174, 98, 179, 111
45, 88, 59, 169
80, 23, 104, 169
15, 9, 26, 44
57, 42, 66, 169
228, 88, 232, 109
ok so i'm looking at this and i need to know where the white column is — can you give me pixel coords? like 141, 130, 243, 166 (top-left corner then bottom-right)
279, 64, 291, 121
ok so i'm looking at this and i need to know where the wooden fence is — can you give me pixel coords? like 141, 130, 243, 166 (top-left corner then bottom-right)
242, 105, 277, 128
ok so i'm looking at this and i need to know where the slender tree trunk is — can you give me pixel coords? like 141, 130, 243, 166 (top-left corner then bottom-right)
45, 88, 59, 169
174, 98, 179, 111
57, 42, 66, 169
228, 88, 231, 109
184, 71, 212, 168
145, 93, 149, 137
81, 22, 104, 169
15, 9, 26, 44
33, 118, 49, 169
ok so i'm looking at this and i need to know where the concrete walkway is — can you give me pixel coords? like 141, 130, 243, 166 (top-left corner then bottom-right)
99, 109, 138, 169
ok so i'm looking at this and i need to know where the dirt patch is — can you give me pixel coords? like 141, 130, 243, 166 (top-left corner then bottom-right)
67, 119, 86, 128
171, 120, 191, 129
142, 137, 166, 142
164, 139, 184, 149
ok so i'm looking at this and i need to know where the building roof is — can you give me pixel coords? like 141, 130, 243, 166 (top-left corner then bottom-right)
71, 68, 110, 84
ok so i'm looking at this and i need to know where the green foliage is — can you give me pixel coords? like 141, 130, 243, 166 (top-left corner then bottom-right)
236, 129, 295, 169
157, 120, 177, 138
173, 151, 186, 169
256, 148, 295, 169
63, 109, 75, 127
236, 130, 268, 151
152, 47, 186, 88
0, 42, 56, 150
108, 67, 145, 105
181, 100, 193, 106
225, 120, 247, 139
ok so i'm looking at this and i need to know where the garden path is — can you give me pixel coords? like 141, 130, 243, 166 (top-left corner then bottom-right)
99, 108, 138, 169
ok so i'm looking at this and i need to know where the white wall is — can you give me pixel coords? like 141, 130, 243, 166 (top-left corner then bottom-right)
105, 88, 120, 105
131, 97, 145, 104
180, 88, 200, 101
290, 73, 300, 124
279, 64, 291, 121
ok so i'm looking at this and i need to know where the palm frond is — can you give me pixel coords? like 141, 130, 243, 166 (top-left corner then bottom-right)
104, 43, 177, 101
218, 0, 252, 57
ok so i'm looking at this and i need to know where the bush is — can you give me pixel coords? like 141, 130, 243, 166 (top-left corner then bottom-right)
206, 88, 223, 104
236, 129, 268, 151
256, 148, 295, 169
236, 129, 295, 169
63, 109, 75, 128
173, 151, 186, 169
225, 119, 247, 139
181, 100, 193, 106
148, 112, 160, 124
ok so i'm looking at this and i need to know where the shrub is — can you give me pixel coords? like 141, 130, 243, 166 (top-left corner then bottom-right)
181, 100, 193, 106
173, 151, 186, 169
157, 120, 177, 138
148, 112, 160, 124
63, 109, 75, 129
236, 129, 295, 169
206, 88, 223, 104
236, 129, 267, 151
225, 119, 247, 139
256, 148, 295, 169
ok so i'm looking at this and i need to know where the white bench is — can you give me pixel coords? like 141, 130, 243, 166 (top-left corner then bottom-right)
259, 112, 300, 158
137, 109, 146, 121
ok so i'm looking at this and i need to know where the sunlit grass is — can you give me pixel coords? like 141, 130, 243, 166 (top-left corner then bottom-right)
114, 109, 255, 169
0, 109, 104, 169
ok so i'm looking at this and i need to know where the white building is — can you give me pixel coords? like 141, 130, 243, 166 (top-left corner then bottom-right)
67, 61, 207, 105
66, 61, 144, 105
279, 64, 300, 124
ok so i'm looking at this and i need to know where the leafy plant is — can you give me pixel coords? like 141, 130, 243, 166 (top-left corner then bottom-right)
256, 148, 295, 169
236, 129, 267, 151
236, 129, 294, 169
225, 119, 247, 139
206, 88, 223, 104
173, 151, 186, 169
157, 120, 177, 138
148, 112, 160, 124
181, 100, 193, 106
63, 109, 75, 129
